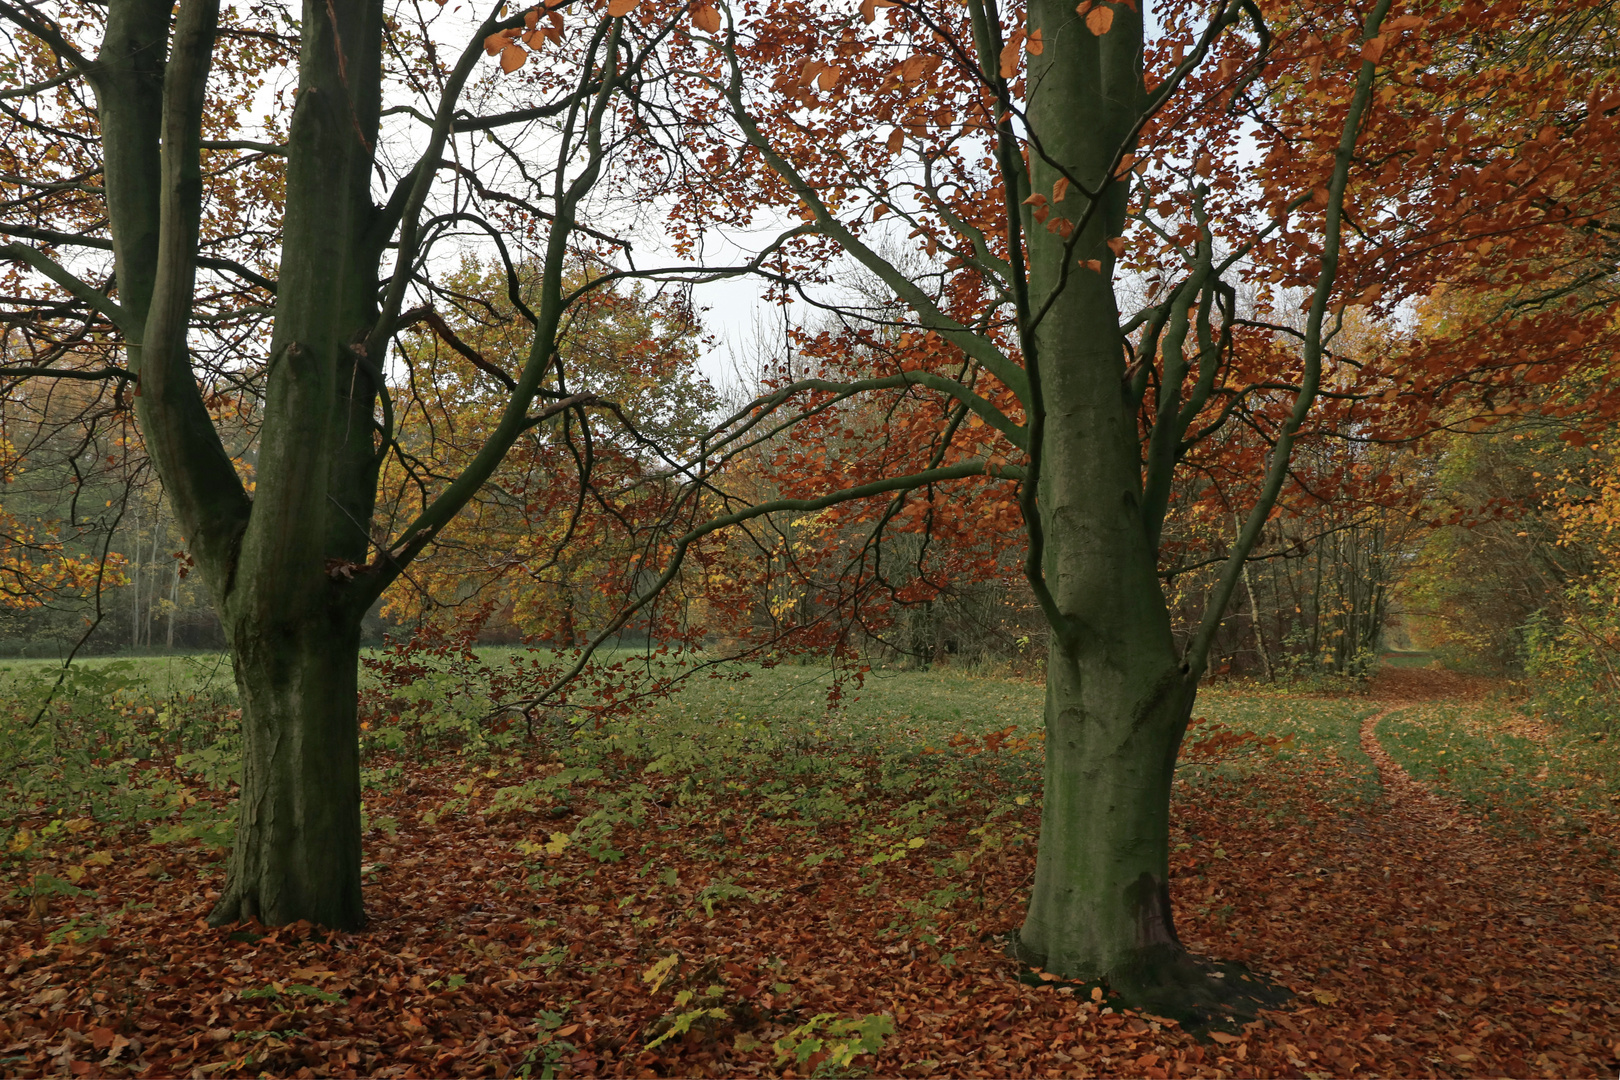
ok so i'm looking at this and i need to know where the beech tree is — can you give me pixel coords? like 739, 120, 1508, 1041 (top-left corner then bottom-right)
547, 0, 1620, 1015
0, 0, 716, 928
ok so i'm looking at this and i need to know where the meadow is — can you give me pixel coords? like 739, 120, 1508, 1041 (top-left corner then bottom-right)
2, 651, 1618, 1077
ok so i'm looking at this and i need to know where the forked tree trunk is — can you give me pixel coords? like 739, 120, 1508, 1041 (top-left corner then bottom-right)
210, 610, 365, 928
1011, 0, 1216, 1009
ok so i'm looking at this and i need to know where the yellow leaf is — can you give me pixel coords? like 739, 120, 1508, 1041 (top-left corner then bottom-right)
64, 865, 87, 883
692, 5, 721, 32
499, 44, 527, 72
1084, 5, 1114, 35
607, 0, 638, 16
642, 953, 680, 993
86, 850, 114, 866
542, 831, 570, 856
1312, 989, 1338, 1005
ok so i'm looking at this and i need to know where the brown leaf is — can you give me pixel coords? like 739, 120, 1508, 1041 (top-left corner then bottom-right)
1361, 33, 1389, 64
816, 66, 843, 91
999, 32, 1025, 79
692, 5, 721, 33
1027, 28, 1043, 56
1052, 176, 1070, 204
499, 44, 528, 73
1084, 5, 1114, 36
607, 0, 638, 16
1208, 1031, 1240, 1045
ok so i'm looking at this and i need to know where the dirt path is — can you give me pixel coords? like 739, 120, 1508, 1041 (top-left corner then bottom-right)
1257, 704, 1620, 1076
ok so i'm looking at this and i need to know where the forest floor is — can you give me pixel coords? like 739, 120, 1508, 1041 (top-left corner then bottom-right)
1, 657, 1619, 1078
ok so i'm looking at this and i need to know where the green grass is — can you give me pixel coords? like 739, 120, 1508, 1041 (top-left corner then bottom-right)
1378, 703, 1620, 836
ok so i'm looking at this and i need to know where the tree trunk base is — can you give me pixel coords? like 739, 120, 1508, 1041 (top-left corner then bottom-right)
1006, 931, 1292, 1033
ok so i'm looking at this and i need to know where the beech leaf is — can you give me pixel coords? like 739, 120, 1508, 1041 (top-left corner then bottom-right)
1085, 5, 1114, 35
499, 44, 528, 73
484, 32, 509, 55
607, 0, 638, 16
999, 33, 1025, 79
1106, 236, 1126, 257
692, 5, 721, 32
1027, 28, 1044, 56
816, 65, 843, 91
1052, 176, 1070, 204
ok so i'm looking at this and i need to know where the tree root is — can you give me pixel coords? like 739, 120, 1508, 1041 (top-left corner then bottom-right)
1006, 932, 1291, 1036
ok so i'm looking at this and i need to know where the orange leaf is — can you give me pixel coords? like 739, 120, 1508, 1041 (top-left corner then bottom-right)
1027, 28, 1043, 56
1208, 1031, 1240, 1045
607, 0, 638, 16
999, 31, 1025, 79
692, 5, 721, 32
873, 203, 888, 221
500, 44, 528, 72
525, 8, 540, 28
1084, 4, 1114, 35
1052, 176, 1069, 203
1361, 33, 1388, 63
859, 0, 876, 22
1106, 236, 1125, 257
816, 65, 843, 90
523, 28, 545, 47
484, 32, 509, 55
1023, 192, 1047, 206
1080, 258, 1102, 272
886, 127, 904, 153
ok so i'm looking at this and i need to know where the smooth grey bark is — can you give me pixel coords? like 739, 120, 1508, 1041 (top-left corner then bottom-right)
1008, 0, 1204, 1000
24, 0, 616, 928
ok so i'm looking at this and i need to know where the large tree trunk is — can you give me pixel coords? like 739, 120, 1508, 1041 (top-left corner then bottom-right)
210, 609, 365, 928
1011, 0, 1217, 1013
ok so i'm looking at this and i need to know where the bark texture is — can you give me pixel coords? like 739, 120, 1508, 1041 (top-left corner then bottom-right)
1010, 0, 1215, 1009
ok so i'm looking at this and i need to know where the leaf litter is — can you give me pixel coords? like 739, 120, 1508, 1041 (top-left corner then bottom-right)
3, 677, 1619, 1078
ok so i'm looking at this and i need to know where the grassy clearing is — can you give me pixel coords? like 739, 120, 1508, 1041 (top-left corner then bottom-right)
1377, 702, 1620, 838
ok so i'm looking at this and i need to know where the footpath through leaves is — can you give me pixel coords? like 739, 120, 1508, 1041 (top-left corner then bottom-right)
2, 661, 1619, 1078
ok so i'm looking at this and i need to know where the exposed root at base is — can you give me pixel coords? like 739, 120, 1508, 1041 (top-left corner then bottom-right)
1004, 932, 1292, 1036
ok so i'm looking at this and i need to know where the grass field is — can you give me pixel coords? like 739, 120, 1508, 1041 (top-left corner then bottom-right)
3, 653, 1618, 1077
